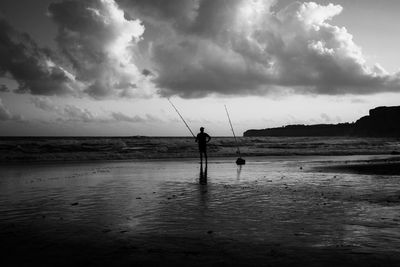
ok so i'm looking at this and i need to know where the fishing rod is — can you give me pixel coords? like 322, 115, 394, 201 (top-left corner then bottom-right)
225, 105, 241, 155
225, 105, 245, 165
168, 98, 196, 138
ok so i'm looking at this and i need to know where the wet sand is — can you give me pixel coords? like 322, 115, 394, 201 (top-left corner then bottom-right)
1, 156, 400, 266
314, 160, 400, 175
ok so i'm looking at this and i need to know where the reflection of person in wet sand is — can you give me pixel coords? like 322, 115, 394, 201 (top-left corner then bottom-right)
199, 164, 207, 185
236, 165, 242, 181
195, 127, 211, 165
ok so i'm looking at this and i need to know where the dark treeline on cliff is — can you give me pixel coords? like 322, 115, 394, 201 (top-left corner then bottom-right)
244, 106, 400, 137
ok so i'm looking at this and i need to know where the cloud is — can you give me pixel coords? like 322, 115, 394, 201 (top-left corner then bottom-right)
0, 84, 9, 92
57, 106, 160, 123
111, 111, 160, 123
2, 0, 400, 99
0, 98, 23, 121
30, 96, 100, 122
62, 104, 98, 122
31, 96, 60, 112
0, 98, 12, 120
120, 0, 400, 97
117, 0, 200, 27
350, 98, 366, 104
141, 69, 153, 77
111, 111, 145, 122
1, 0, 154, 99
320, 113, 331, 123
0, 19, 77, 96
48, 0, 150, 99
31, 96, 159, 123
268, 2, 395, 94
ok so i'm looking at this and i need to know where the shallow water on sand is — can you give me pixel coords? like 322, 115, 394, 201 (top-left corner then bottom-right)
1, 155, 400, 265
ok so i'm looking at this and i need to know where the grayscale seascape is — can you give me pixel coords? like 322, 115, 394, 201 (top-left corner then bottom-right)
2, 0, 400, 266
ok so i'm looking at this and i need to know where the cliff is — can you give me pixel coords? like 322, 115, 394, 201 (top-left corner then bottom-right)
244, 106, 400, 137
353, 106, 400, 137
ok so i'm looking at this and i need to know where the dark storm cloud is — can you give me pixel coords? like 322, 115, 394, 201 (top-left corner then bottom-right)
141, 69, 153, 77
0, 84, 9, 92
0, 19, 75, 96
2, 0, 150, 99
48, 0, 147, 99
116, 0, 200, 27
120, 0, 400, 97
189, 0, 244, 36
2, 0, 400, 100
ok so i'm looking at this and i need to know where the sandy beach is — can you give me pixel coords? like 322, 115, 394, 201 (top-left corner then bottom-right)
1, 153, 400, 266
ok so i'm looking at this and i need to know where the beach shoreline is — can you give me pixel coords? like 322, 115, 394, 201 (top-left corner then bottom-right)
1, 154, 400, 266
2, 150, 400, 173
1, 136, 399, 163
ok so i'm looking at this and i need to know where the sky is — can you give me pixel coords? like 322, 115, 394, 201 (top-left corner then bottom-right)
0, 0, 399, 136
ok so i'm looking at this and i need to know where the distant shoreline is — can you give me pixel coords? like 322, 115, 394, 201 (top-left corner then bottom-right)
245, 106, 400, 137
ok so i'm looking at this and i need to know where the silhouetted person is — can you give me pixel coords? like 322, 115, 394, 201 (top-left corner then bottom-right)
195, 127, 211, 165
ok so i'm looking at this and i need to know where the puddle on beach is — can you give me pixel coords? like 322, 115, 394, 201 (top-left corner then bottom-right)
1, 155, 400, 264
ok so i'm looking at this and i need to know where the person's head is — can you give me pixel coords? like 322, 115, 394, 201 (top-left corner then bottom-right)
200, 127, 204, 132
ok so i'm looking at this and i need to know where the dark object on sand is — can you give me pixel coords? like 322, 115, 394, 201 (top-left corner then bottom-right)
225, 105, 245, 165
236, 157, 246, 165
317, 161, 400, 176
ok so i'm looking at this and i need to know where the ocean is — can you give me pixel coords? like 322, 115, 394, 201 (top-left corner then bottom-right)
0, 136, 399, 162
